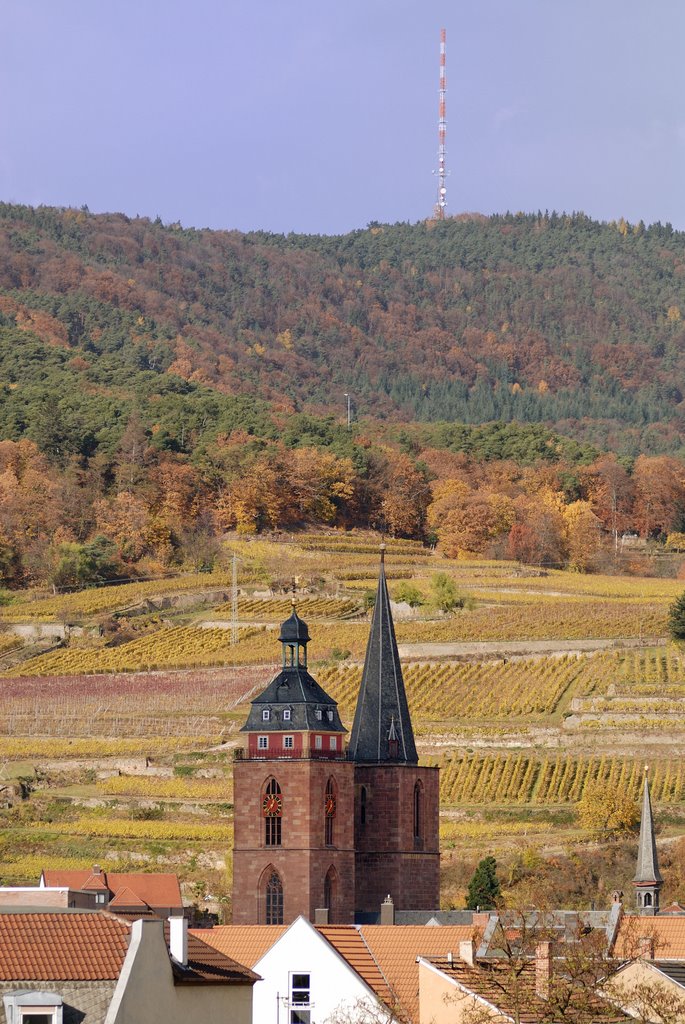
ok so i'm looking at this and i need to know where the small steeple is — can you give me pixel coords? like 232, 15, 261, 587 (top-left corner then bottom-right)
634, 766, 663, 916
348, 545, 418, 763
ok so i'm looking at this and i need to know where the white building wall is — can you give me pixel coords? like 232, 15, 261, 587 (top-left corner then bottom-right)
252, 917, 381, 1024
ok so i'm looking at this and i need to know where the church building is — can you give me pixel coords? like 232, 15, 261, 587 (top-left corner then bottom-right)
232, 547, 440, 925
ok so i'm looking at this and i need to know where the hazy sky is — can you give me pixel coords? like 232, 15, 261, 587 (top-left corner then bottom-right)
2, 0, 685, 234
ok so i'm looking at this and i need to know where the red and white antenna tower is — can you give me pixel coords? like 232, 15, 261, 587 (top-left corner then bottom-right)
433, 28, 447, 219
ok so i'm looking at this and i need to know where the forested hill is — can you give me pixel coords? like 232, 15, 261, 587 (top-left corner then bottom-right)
1, 203, 685, 457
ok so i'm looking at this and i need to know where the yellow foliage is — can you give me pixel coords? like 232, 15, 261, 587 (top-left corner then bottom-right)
577, 783, 640, 837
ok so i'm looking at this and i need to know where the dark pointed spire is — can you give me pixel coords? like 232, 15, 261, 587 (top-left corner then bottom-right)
634, 768, 663, 884
634, 767, 663, 916
348, 545, 418, 763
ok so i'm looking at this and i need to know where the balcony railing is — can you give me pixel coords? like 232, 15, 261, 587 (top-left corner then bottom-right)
234, 747, 346, 761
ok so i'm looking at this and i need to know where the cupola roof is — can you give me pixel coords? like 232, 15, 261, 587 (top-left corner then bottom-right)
279, 606, 310, 644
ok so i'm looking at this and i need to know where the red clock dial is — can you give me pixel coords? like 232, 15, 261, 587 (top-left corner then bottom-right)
262, 794, 283, 817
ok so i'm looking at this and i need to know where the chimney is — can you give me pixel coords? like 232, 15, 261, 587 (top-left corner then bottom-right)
314, 908, 329, 925
535, 942, 552, 1000
459, 940, 475, 967
92, 865, 102, 875
446, 951, 453, 965
380, 895, 395, 926
638, 936, 655, 960
169, 915, 188, 967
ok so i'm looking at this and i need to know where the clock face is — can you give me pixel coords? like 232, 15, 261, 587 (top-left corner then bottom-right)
325, 795, 336, 817
262, 793, 283, 817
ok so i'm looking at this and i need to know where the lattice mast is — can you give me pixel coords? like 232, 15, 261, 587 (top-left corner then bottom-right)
433, 28, 447, 219
231, 554, 238, 646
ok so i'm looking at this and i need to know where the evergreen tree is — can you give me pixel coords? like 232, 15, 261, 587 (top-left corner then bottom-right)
466, 855, 501, 910
668, 591, 685, 641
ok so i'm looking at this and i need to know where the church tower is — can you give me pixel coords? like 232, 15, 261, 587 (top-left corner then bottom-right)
350, 546, 440, 915
634, 767, 663, 915
232, 605, 355, 925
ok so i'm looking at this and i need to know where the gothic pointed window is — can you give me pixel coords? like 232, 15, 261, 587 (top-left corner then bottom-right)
360, 786, 367, 826
413, 780, 423, 841
324, 778, 336, 847
265, 870, 284, 925
263, 778, 282, 847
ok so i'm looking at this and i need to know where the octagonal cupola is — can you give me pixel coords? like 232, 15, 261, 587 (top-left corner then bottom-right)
279, 603, 310, 669
240, 605, 346, 759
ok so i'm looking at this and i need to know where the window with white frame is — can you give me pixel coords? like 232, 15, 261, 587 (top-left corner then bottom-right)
314, 735, 322, 749
283, 708, 291, 721
258, 735, 269, 750
262, 709, 271, 721
95, 893, 106, 904
3, 992, 64, 1024
326, 709, 333, 722
314, 709, 322, 721
329, 736, 337, 750
283, 735, 294, 749
289, 973, 311, 1024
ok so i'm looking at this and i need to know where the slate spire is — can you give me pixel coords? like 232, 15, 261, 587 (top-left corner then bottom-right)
634, 767, 663, 915
348, 545, 418, 763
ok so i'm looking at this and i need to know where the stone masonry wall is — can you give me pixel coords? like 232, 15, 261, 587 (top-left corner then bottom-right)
233, 758, 355, 924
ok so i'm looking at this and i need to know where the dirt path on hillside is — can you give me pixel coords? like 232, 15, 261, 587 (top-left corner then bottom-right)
396, 636, 666, 660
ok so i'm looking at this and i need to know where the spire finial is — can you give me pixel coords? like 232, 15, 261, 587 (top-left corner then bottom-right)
380, 541, 386, 565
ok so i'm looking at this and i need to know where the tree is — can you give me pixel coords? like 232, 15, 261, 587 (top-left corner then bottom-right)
466, 855, 501, 910
393, 581, 424, 607
576, 783, 640, 838
668, 591, 685, 641
429, 572, 468, 614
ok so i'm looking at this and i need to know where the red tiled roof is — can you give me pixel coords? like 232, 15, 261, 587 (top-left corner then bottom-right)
318, 926, 394, 1007
614, 915, 685, 959
108, 887, 148, 909
358, 925, 478, 1023
189, 925, 288, 968
422, 956, 631, 1024
173, 932, 259, 985
0, 913, 130, 980
42, 870, 182, 908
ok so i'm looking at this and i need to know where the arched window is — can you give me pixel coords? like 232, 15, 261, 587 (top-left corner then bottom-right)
360, 786, 367, 826
413, 781, 423, 841
265, 870, 284, 924
262, 778, 282, 847
324, 866, 337, 921
644, 892, 653, 907
325, 778, 336, 846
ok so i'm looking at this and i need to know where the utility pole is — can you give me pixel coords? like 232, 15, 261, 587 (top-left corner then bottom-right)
433, 28, 448, 219
231, 554, 238, 646
344, 392, 351, 429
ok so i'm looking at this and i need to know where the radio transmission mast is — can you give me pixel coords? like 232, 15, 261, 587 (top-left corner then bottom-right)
433, 28, 447, 219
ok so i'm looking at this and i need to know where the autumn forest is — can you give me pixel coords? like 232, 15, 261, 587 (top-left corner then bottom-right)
2, 202, 685, 588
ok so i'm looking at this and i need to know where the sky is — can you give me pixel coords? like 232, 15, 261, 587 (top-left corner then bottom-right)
2, 0, 685, 235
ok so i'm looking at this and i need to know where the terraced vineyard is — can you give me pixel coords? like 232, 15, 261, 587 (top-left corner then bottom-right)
319, 656, 595, 720
0, 571, 232, 621
8, 625, 268, 676
216, 596, 361, 619
1, 532, 684, 903
437, 753, 685, 806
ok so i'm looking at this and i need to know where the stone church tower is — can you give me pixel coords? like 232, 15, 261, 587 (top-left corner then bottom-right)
232, 549, 440, 925
634, 768, 662, 915
349, 546, 440, 915
232, 606, 355, 924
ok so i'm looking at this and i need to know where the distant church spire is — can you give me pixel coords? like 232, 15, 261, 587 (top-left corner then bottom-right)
348, 545, 418, 763
634, 767, 663, 916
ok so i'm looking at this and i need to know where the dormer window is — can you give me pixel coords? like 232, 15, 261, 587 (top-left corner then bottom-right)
327, 709, 334, 722
3, 992, 64, 1024
262, 709, 270, 721
315, 709, 322, 721
283, 709, 291, 721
